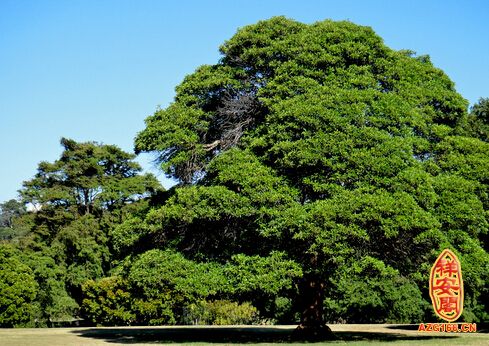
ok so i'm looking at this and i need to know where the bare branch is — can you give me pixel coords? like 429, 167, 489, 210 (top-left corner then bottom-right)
203, 140, 221, 151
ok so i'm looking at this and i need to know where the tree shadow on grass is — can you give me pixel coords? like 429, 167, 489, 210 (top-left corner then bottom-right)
72, 326, 459, 344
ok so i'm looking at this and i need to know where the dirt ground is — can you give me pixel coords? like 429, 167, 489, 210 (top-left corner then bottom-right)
0, 324, 487, 346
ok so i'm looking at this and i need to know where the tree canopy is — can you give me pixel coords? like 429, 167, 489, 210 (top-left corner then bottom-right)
22, 137, 159, 216
134, 16, 489, 331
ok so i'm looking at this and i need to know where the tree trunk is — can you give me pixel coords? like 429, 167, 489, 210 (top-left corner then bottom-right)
293, 275, 334, 340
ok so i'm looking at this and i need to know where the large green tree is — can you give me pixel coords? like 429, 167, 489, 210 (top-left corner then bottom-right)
135, 17, 488, 335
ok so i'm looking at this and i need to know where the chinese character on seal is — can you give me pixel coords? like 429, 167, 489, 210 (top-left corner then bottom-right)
429, 249, 464, 322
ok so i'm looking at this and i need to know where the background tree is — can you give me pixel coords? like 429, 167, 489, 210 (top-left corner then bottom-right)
135, 17, 489, 336
6, 138, 163, 324
467, 97, 489, 142
0, 199, 26, 228
21, 138, 159, 217
0, 199, 29, 240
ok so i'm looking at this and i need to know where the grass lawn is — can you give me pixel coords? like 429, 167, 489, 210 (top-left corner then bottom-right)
0, 324, 487, 346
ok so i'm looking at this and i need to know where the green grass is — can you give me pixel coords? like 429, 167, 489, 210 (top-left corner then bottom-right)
0, 325, 487, 346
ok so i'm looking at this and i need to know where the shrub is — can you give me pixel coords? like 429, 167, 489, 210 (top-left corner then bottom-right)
81, 276, 134, 326
184, 300, 258, 325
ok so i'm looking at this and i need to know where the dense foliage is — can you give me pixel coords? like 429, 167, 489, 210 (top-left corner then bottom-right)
0, 246, 38, 327
1, 17, 488, 329
134, 17, 489, 328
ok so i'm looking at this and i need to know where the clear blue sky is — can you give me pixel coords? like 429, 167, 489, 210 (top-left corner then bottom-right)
1, 0, 488, 202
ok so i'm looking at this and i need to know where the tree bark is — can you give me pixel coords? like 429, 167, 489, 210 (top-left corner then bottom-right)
292, 275, 334, 340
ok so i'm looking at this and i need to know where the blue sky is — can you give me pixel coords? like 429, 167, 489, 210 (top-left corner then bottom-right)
1, 0, 488, 202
